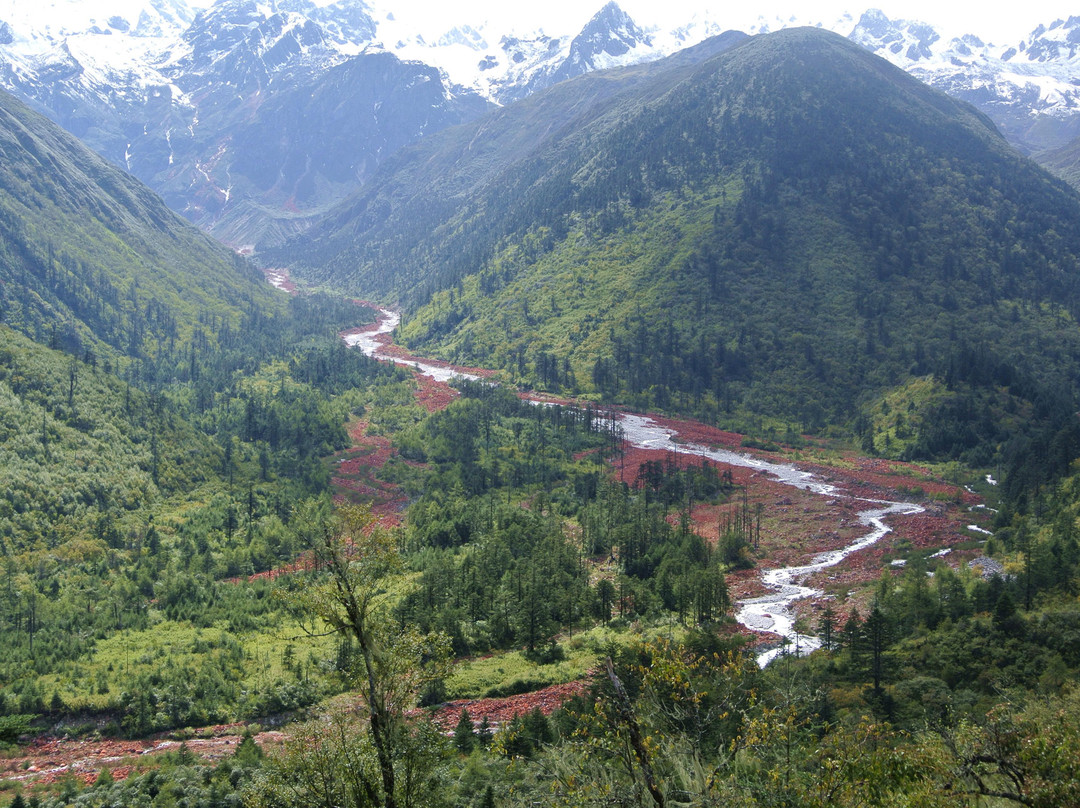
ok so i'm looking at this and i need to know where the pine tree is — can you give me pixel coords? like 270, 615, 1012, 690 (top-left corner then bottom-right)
454, 709, 476, 754
818, 605, 836, 652
477, 716, 493, 747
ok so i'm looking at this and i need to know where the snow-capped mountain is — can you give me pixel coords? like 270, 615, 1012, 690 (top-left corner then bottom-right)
0, 0, 490, 246
0, 0, 190, 137
850, 10, 1080, 152
0, 0, 194, 44
387, 1, 660, 103
392, 6, 1080, 159
1, 0, 1080, 248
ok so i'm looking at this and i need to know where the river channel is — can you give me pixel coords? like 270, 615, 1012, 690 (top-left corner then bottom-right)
343, 309, 923, 666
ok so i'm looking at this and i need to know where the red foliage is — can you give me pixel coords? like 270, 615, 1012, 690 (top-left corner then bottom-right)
606, 419, 979, 606
422, 680, 588, 732
0, 727, 285, 786
412, 373, 459, 413
223, 551, 319, 585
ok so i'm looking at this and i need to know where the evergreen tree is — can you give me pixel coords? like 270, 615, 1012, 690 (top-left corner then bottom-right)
454, 709, 476, 754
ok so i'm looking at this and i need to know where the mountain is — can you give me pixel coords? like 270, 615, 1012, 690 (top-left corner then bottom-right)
5, 1, 1080, 246
0, 0, 491, 248
850, 11, 1080, 154
147, 0, 479, 245
153, 41, 491, 247
269, 28, 746, 289
0, 87, 279, 360
275, 27, 1080, 456
426, 1, 661, 104
1040, 134, 1080, 189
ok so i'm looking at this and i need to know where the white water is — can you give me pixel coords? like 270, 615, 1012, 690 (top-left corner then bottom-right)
341, 310, 481, 383
616, 412, 923, 666
345, 308, 924, 667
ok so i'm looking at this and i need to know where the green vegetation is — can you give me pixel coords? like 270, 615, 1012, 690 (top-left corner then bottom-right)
1039, 132, 1080, 192
279, 504, 451, 808
0, 81, 421, 748
0, 90, 281, 364
6, 23, 1080, 808
388, 382, 736, 661
0, 290, 407, 733
10, 735, 266, 807
281, 28, 1080, 471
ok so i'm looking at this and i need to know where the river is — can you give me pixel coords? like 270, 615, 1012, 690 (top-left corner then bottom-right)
344, 308, 923, 666
343, 310, 482, 383
616, 413, 923, 666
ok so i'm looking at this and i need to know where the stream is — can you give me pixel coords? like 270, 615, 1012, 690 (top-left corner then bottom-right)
343, 310, 481, 383
343, 309, 923, 666
616, 414, 923, 666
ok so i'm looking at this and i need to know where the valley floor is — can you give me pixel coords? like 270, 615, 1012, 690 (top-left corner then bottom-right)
3, 300, 994, 790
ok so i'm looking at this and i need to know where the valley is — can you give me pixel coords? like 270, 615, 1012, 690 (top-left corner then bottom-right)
2, 6, 1080, 807
0, 295, 989, 792
345, 305, 979, 664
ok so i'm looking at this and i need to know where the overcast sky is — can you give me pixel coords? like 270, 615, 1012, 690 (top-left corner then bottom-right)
377, 0, 1075, 45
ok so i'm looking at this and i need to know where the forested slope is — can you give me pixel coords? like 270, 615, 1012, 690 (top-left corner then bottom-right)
278, 28, 1080, 466
0, 84, 424, 736
0, 291, 410, 731
0, 89, 281, 363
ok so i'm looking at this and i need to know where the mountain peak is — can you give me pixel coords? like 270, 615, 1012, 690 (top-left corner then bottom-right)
571, 2, 649, 59
538, 1, 652, 87
849, 8, 940, 61
1022, 15, 1080, 62
437, 25, 487, 51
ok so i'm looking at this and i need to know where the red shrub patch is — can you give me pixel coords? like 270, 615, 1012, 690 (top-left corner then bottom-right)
413, 373, 459, 413
423, 680, 588, 732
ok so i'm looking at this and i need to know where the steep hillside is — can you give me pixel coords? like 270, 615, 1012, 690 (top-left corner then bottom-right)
1039, 134, 1080, 190
274, 30, 749, 292
188, 51, 492, 247
279, 28, 1080, 457
0, 88, 280, 361
0, 324, 218, 553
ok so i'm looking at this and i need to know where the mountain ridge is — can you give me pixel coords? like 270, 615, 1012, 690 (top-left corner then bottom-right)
0, 86, 280, 361
277, 27, 1080, 456
3, 2, 1080, 247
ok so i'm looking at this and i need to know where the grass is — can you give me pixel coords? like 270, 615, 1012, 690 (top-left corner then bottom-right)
445, 621, 686, 699
38, 612, 338, 714
447, 647, 596, 700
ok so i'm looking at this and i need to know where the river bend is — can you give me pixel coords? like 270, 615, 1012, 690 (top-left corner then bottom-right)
344, 309, 923, 666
